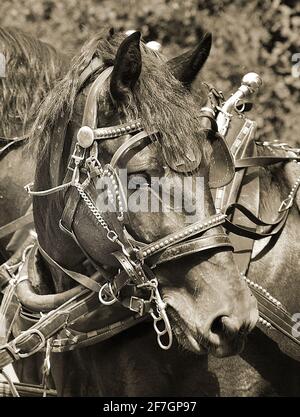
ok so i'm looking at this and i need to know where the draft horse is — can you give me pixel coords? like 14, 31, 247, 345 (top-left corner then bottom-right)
5, 30, 257, 396
0, 26, 67, 261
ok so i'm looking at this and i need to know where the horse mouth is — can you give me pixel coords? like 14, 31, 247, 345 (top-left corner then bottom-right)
166, 305, 247, 357
166, 306, 208, 355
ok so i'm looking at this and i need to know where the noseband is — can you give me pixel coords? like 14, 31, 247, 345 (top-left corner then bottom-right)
27, 59, 233, 349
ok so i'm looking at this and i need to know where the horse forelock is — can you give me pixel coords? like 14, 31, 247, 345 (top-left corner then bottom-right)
31, 29, 209, 167
0, 26, 66, 136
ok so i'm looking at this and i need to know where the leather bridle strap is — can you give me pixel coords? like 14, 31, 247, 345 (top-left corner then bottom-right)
147, 234, 233, 266
77, 57, 104, 87
110, 130, 157, 168
136, 213, 227, 261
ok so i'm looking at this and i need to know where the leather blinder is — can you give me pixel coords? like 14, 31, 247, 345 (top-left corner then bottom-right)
206, 130, 235, 189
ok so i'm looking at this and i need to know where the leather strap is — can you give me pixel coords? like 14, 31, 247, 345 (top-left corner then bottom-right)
78, 57, 104, 87
110, 130, 155, 168
147, 234, 233, 266
81, 66, 114, 127
0, 212, 34, 240
0, 134, 29, 159
38, 243, 102, 293
0, 290, 97, 368
224, 203, 289, 240
136, 213, 227, 261
0, 134, 29, 143
236, 155, 300, 168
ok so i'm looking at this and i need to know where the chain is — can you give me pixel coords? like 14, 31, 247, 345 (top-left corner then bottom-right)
75, 183, 118, 240
74, 182, 132, 258
41, 338, 52, 397
149, 279, 173, 350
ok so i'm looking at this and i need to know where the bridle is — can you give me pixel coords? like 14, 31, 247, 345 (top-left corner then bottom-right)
26, 58, 234, 349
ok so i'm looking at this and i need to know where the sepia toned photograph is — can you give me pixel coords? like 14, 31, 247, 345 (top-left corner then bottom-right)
0, 0, 299, 402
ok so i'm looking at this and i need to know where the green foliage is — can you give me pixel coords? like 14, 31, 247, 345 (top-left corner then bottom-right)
0, 0, 299, 145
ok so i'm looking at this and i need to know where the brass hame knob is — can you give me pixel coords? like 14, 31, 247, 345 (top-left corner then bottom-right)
241, 72, 263, 93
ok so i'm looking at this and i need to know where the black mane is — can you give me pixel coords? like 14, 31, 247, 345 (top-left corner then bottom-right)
31, 29, 208, 166
0, 26, 67, 136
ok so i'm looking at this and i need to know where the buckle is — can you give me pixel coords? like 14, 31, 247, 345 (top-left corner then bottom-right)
98, 282, 118, 306
10, 329, 46, 358
278, 196, 293, 212
129, 296, 145, 316
67, 144, 85, 172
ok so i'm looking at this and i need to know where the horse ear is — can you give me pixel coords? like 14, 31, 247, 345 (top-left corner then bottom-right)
167, 33, 212, 86
110, 31, 142, 101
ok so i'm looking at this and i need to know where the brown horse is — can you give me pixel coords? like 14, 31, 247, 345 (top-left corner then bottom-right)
0, 26, 67, 260
2, 27, 298, 397
25, 29, 257, 396
207, 154, 300, 396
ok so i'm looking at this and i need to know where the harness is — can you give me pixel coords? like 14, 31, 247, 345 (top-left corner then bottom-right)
25, 61, 234, 349
1, 61, 300, 396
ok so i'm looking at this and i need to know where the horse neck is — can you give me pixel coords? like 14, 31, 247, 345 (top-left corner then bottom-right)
249, 149, 300, 312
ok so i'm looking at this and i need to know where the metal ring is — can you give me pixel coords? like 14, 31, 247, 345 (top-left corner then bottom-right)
234, 99, 245, 113
98, 282, 118, 305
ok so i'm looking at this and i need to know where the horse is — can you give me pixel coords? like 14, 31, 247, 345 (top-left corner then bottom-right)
2, 27, 299, 397
0, 26, 67, 261
207, 150, 300, 396
18, 29, 258, 396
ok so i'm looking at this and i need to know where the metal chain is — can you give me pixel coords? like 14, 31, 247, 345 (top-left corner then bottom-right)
75, 182, 131, 258
41, 338, 52, 397
75, 183, 118, 240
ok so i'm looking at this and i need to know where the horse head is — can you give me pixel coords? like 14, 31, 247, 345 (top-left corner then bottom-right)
32, 29, 258, 358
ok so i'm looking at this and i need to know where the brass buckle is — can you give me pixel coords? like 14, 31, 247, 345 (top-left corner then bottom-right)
10, 329, 46, 358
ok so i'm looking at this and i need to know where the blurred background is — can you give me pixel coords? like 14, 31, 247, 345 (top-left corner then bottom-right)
0, 0, 299, 145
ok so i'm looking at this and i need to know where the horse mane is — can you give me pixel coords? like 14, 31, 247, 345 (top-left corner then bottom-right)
31, 29, 209, 166
0, 26, 67, 136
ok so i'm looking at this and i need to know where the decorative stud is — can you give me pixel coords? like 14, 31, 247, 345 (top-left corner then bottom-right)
77, 126, 94, 148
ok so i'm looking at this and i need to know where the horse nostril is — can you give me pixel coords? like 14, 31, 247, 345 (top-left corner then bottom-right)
210, 315, 241, 339
210, 315, 225, 335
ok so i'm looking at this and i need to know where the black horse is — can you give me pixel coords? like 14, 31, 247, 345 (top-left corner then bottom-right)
21, 29, 257, 396
0, 26, 67, 260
